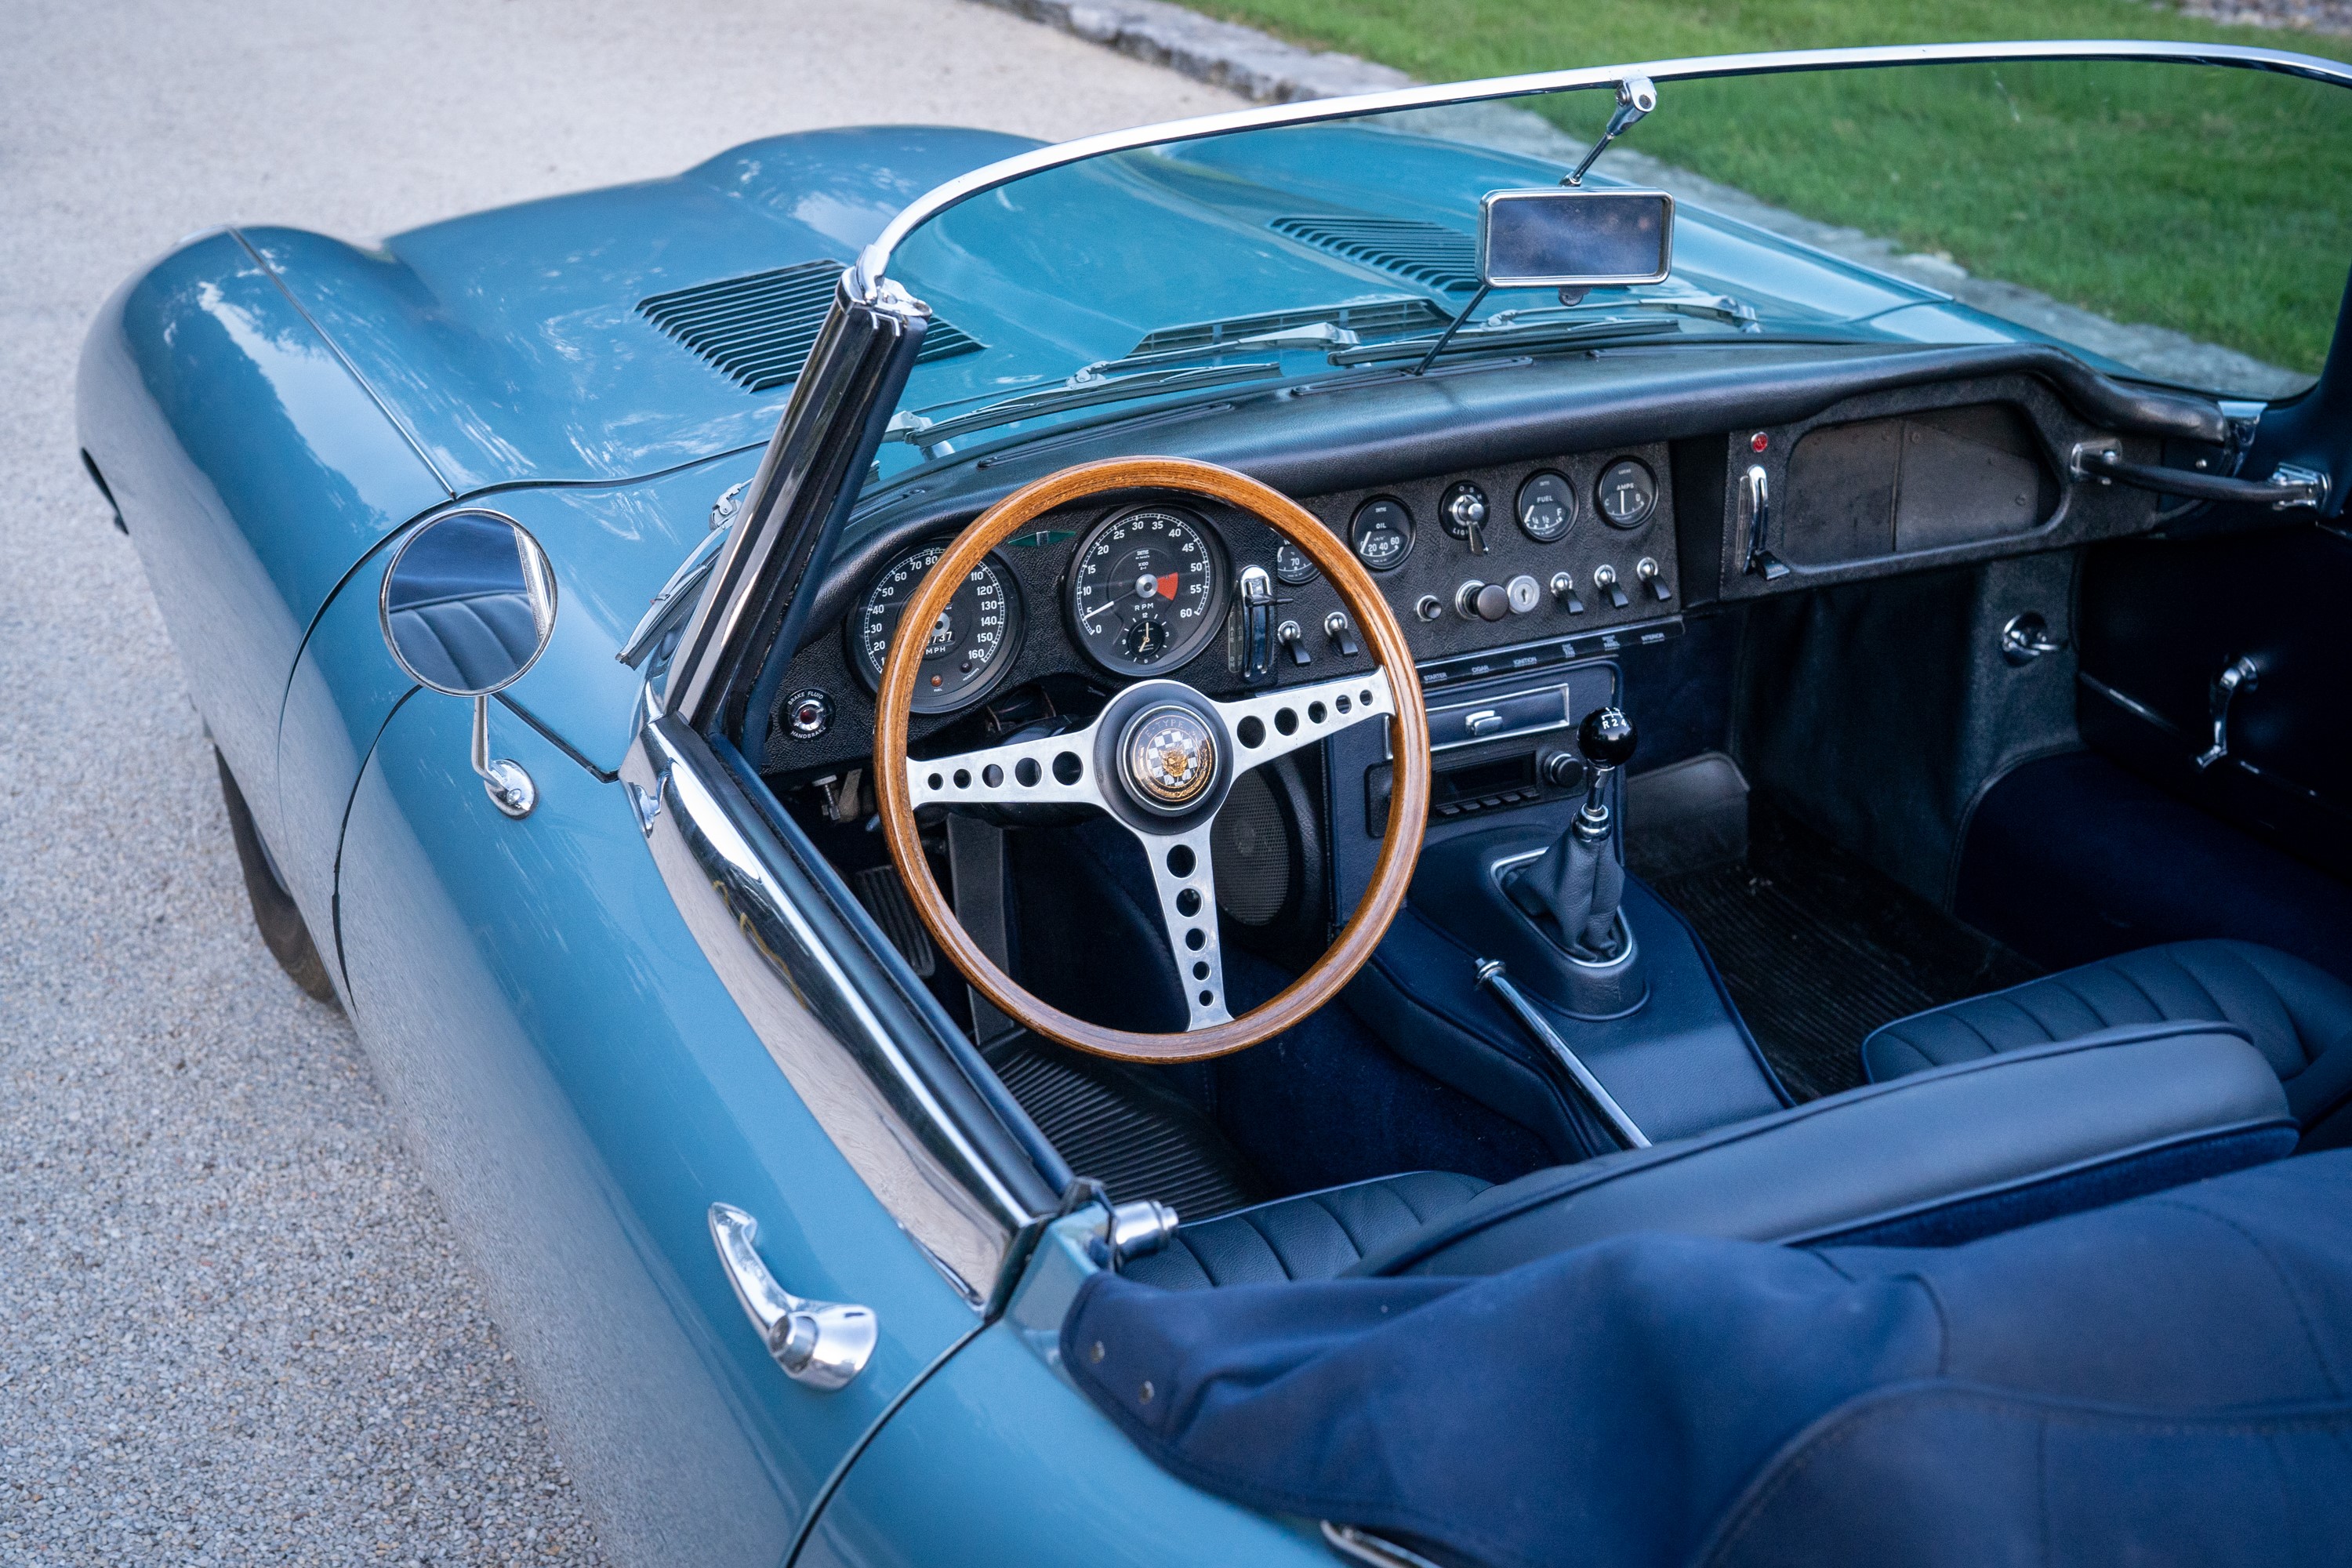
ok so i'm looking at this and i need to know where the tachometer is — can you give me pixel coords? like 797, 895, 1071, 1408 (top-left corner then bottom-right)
850, 542, 1025, 713
1066, 506, 1228, 677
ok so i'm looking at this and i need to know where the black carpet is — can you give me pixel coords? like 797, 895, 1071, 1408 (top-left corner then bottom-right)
985, 1035, 1265, 1219
1652, 805, 2041, 1101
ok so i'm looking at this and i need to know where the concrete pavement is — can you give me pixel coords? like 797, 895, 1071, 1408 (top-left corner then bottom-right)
0, 3, 1235, 1559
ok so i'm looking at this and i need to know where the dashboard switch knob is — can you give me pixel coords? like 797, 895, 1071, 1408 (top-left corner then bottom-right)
1414, 594, 1443, 622
1636, 557, 1671, 602
1442, 483, 1491, 555
1594, 564, 1632, 610
1456, 581, 1511, 622
1276, 619, 1312, 666
1323, 612, 1361, 658
1549, 572, 1585, 615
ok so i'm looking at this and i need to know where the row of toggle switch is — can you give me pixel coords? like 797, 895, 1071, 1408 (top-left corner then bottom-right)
1274, 611, 1361, 667
1417, 557, 1672, 623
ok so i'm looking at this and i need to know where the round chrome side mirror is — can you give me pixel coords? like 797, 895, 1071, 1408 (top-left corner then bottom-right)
379, 510, 558, 818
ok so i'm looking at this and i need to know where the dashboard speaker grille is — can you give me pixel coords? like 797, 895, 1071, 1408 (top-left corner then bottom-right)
1268, 216, 1481, 293
1210, 768, 1293, 926
637, 260, 982, 392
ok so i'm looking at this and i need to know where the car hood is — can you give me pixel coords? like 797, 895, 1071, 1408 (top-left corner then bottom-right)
241, 122, 1955, 495
241, 126, 1046, 493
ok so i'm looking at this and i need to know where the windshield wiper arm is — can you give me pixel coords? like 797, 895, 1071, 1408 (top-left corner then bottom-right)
1073, 321, 1361, 379
1329, 314, 1682, 367
884, 362, 1283, 449
1488, 293, 1762, 332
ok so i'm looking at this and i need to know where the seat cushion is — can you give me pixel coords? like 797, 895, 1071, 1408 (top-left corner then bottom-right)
1864, 939, 2352, 1125
1120, 1171, 1490, 1290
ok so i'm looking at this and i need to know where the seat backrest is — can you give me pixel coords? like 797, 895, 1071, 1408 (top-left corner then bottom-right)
1359, 1024, 2293, 1277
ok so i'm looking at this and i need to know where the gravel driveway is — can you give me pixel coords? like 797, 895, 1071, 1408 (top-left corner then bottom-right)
0, 4, 1232, 1559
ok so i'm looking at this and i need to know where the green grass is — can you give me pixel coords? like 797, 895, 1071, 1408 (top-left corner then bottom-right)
1194, 1, 2352, 376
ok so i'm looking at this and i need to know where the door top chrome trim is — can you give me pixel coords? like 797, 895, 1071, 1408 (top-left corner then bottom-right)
855, 39, 2352, 292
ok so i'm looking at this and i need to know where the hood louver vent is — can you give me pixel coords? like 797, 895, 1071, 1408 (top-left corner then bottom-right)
1268, 216, 1480, 293
637, 260, 982, 393
1129, 296, 1452, 357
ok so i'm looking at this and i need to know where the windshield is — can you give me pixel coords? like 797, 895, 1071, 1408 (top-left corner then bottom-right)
869, 49, 2352, 488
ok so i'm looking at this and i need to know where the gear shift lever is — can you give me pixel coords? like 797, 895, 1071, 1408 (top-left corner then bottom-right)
1506, 707, 1638, 960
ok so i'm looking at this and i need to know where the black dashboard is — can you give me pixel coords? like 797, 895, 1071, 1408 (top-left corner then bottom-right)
760, 346, 2212, 785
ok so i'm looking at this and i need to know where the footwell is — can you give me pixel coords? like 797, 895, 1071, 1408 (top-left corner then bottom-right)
1651, 805, 2040, 1100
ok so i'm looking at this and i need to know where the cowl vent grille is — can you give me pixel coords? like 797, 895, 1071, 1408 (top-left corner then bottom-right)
1268, 216, 1480, 293
637, 260, 982, 392
1129, 296, 1451, 357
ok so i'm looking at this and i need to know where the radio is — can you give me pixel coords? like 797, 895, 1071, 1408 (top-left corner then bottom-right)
1363, 674, 1603, 833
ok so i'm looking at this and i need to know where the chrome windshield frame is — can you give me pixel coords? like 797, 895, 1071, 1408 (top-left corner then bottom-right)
853, 38, 2352, 298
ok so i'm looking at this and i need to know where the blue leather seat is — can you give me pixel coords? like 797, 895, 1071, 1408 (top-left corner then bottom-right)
1124, 1026, 2294, 1289
1864, 939, 2352, 1137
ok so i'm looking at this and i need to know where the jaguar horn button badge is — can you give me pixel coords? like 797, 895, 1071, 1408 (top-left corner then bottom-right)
1120, 703, 1219, 812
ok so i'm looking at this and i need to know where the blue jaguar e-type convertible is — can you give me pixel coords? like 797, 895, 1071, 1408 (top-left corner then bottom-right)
78, 38, 2352, 1566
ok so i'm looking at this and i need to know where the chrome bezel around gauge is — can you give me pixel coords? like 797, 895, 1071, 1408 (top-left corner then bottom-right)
848, 540, 1027, 714
1063, 503, 1232, 679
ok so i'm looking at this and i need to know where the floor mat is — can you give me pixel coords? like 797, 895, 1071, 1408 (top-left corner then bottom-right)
1652, 805, 2042, 1101
986, 1036, 1264, 1220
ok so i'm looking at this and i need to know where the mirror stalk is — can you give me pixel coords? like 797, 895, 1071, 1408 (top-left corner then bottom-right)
471, 695, 538, 819
1410, 283, 1492, 377
1563, 76, 1657, 187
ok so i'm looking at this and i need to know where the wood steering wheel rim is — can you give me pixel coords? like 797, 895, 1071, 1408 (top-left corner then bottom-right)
873, 456, 1430, 1063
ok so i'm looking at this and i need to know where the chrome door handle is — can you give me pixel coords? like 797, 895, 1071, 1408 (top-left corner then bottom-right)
708, 1203, 877, 1391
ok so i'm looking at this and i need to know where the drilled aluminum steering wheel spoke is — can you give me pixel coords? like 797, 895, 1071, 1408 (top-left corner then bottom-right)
905, 724, 1106, 811
1214, 666, 1396, 775
1127, 818, 1229, 1031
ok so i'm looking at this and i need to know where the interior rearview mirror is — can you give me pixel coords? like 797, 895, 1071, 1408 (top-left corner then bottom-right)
379, 509, 558, 818
1479, 188, 1674, 288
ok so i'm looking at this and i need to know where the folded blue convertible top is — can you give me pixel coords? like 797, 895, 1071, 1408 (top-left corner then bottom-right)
1063, 1152, 2352, 1568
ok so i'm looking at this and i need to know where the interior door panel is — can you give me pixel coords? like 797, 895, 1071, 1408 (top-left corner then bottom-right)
2076, 523, 2352, 880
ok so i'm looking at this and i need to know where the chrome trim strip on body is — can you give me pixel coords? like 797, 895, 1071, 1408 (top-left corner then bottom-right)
855, 40, 2352, 292
625, 706, 1053, 1305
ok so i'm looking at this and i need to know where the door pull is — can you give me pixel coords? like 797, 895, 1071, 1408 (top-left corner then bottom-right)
2196, 655, 2260, 771
708, 1203, 877, 1390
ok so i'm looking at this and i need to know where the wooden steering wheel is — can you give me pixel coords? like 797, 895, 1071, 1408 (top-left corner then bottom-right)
874, 457, 1431, 1063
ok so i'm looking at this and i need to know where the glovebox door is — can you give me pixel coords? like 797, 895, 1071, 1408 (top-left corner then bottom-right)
333, 690, 976, 1565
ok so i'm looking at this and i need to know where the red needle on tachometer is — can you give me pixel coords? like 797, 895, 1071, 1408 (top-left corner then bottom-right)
1154, 572, 1180, 601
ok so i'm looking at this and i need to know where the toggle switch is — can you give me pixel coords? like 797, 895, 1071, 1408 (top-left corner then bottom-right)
1324, 612, 1361, 656
1549, 572, 1585, 614
1277, 619, 1312, 666
1594, 564, 1631, 610
1443, 483, 1490, 556
1636, 557, 1671, 602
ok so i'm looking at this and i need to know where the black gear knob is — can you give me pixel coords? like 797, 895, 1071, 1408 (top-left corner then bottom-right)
1578, 706, 1637, 770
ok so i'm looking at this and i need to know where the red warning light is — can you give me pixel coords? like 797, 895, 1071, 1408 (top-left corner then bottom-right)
1750, 431, 1769, 452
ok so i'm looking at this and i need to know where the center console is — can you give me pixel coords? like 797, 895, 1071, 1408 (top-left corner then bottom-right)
1330, 647, 1788, 1159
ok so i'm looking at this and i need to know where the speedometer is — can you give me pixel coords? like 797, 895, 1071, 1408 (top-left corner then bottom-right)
1065, 506, 1229, 677
849, 542, 1025, 714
